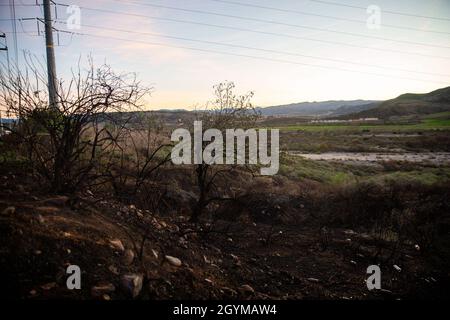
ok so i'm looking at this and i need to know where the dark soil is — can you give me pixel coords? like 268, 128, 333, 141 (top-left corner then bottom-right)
0, 168, 448, 300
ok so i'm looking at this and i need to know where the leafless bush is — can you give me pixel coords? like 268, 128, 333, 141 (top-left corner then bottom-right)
99, 114, 172, 203
0, 57, 150, 192
189, 81, 260, 222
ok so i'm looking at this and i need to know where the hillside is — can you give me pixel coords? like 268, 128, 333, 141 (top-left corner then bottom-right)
258, 100, 380, 116
346, 86, 450, 119
1, 164, 447, 300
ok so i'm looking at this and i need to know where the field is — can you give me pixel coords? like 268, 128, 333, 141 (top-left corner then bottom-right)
269, 116, 450, 133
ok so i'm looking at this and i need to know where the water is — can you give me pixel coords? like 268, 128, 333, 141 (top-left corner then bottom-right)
289, 152, 450, 165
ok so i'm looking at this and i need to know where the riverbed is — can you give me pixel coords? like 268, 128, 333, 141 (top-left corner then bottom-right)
289, 152, 450, 165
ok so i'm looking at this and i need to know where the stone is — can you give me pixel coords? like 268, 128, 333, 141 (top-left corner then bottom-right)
240, 284, 255, 294
40, 282, 57, 290
221, 287, 238, 296
43, 196, 70, 207
122, 249, 135, 265
35, 206, 60, 214
109, 239, 125, 252
165, 255, 182, 267
120, 274, 143, 298
36, 214, 45, 223
91, 283, 115, 297
2, 206, 15, 215
108, 265, 119, 275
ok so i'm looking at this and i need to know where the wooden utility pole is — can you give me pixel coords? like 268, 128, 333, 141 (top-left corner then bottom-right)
43, 0, 58, 108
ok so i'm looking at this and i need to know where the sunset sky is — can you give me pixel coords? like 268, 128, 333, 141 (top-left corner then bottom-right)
1, 0, 450, 109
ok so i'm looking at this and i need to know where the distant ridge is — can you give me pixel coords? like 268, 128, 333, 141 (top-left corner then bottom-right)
346, 86, 450, 119
257, 100, 381, 116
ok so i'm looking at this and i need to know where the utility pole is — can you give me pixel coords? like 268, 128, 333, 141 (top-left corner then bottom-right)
1, 32, 6, 135
43, 0, 58, 108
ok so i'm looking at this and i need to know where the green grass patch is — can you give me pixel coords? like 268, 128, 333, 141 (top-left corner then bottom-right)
271, 119, 450, 133
369, 168, 450, 186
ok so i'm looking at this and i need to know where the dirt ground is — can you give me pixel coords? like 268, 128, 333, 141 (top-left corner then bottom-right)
1, 166, 448, 301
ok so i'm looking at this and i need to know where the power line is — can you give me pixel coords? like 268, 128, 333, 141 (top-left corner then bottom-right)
207, 0, 450, 35
49, 3, 450, 61
310, 0, 450, 22
111, 0, 450, 49
55, 28, 449, 86
53, 20, 450, 78
9, 0, 19, 65
4, 1, 450, 35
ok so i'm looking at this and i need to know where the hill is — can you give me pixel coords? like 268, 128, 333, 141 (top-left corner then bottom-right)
258, 100, 381, 117
346, 86, 450, 120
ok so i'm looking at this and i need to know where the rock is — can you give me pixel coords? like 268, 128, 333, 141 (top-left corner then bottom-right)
221, 287, 238, 296
108, 265, 119, 275
91, 283, 115, 298
36, 214, 45, 223
40, 282, 57, 290
2, 206, 15, 215
35, 206, 60, 214
109, 239, 125, 252
240, 284, 255, 294
122, 249, 135, 265
178, 237, 188, 249
165, 255, 182, 267
120, 274, 143, 298
43, 196, 70, 207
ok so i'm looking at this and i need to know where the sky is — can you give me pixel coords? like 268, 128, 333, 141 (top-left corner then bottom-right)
1, 0, 450, 110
